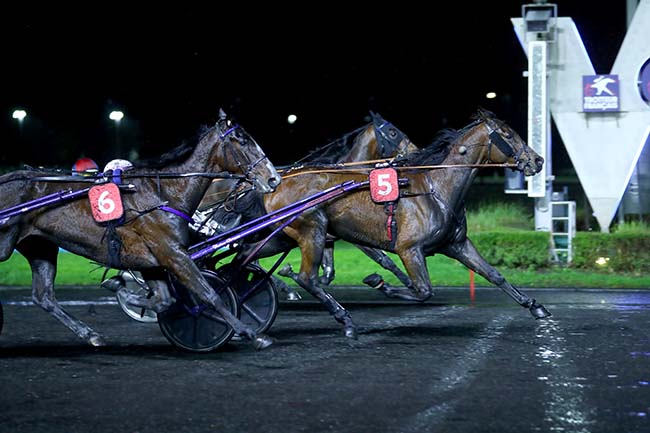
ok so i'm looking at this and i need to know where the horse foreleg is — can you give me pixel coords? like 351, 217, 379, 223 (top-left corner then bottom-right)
442, 238, 551, 319
271, 274, 302, 301
279, 228, 358, 339
280, 263, 357, 339
18, 237, 105, 346
356, 245, 413, 288
159, 250, 273, 350
376, 247, 432, 302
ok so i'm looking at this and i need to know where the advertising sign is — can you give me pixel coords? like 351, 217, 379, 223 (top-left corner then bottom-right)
583, 74, 620, 112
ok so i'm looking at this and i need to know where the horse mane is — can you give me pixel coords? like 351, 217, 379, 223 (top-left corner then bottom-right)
473, 107, 501, 126
289, 123, 371, 167
399, 128, 458, 166
134, 124, 214, 169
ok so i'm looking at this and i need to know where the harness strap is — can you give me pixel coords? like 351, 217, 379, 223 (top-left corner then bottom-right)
384, 202, 398, 249
488, 130, 515, 158
159, 205, 194, 223
100, 222, 123, 269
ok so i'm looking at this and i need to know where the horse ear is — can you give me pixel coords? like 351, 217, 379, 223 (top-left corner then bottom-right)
474, 106, 488, 121
219, 108, 227, 119
370, 111, 384, 123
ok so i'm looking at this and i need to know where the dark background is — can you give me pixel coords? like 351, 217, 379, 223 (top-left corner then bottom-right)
0, 1, 627, 170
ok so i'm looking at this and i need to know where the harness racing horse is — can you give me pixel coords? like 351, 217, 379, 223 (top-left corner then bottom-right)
0, 111, 281, 350
201, 112, 417, 290
251, 108, 549, 339
151, 113, 415, 335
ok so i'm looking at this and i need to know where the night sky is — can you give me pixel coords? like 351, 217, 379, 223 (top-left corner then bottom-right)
1, 1, 627, 170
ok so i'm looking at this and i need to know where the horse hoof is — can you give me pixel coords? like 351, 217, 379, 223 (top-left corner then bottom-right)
88, 333, 105, 347
252, 334, 274, 350
344, 327, 358, 340
530, 303, 552, 319
363, 273, 384, 289
278, 264, 293, 277
286, 291, 302, 301
100, 275, 126, 293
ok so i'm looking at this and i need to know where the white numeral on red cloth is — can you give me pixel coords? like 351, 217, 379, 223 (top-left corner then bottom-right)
369, 168, 399, 202
89, 183, 124, 222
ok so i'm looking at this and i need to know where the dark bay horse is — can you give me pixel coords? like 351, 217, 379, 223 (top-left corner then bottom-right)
199, 112, 417, 290
252, 108, 549, 338
0, 111, 280, 350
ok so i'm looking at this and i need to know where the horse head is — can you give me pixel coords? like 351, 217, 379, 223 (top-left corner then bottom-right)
340, 113, 417, 163
474, 107, 544, 176
211, 111, 280, 193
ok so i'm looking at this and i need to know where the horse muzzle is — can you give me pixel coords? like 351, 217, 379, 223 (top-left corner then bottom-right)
519, 156, 544, 177
254, 175, 280, 193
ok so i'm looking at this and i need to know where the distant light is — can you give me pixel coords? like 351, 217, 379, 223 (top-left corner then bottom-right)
486, 92, 497, 99
287, 114, 297, 125
12, 109, 27, 121
109, 111, 124, 122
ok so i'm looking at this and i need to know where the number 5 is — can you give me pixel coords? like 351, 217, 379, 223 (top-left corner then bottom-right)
377, 173, 393, 196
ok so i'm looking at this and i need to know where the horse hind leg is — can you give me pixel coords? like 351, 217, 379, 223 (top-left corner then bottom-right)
18, 237, 105, 346
442, 238, 551, 319
375, 247, 433, 302
356, 246, 413, 289
280, 264, 357, 339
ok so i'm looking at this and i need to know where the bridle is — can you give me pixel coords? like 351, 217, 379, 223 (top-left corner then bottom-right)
217, 121, 270, 189
481, 120, 528, 168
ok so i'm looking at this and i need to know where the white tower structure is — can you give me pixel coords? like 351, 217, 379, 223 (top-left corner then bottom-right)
512, 0, 650, 232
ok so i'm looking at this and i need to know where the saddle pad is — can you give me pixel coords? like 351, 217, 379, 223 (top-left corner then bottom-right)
89, 183, 124, 222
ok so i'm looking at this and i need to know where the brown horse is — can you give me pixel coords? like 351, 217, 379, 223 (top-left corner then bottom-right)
0, 111, 280, 350
199, 112, 417, 290
249, 108, 549, 339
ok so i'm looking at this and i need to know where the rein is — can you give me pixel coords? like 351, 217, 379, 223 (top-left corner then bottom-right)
279, 162, 518, 179
25, 171, 247, 183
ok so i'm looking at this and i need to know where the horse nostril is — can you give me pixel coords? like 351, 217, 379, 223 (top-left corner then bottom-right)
268, 177, 279, 189
536, 157, 544, 169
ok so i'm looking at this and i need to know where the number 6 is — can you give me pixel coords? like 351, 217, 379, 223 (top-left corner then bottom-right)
98, 190, 116, 214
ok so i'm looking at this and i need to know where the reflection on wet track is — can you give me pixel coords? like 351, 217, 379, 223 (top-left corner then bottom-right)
1, 286, 649, 433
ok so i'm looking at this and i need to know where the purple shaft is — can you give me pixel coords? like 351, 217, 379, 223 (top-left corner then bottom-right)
0, 189, 73, 218
190, 180, 367, 260
0, 187, 90, 220
190, 180, 357, 251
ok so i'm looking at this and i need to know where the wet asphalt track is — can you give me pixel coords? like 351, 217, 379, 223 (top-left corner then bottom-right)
1, 286, 650, 433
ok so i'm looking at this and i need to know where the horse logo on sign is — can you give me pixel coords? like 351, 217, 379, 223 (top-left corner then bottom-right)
89, 183, 124, 222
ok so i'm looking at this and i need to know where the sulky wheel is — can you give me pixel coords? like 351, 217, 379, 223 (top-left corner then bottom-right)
116, 271, 158, 323
216, 262, 279, 335
158, 269, 240, 353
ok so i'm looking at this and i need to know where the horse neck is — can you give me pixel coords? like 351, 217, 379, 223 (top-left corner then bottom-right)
428, 129, 488, 211
159, 134, 222, 213
339, 128, 375, 163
